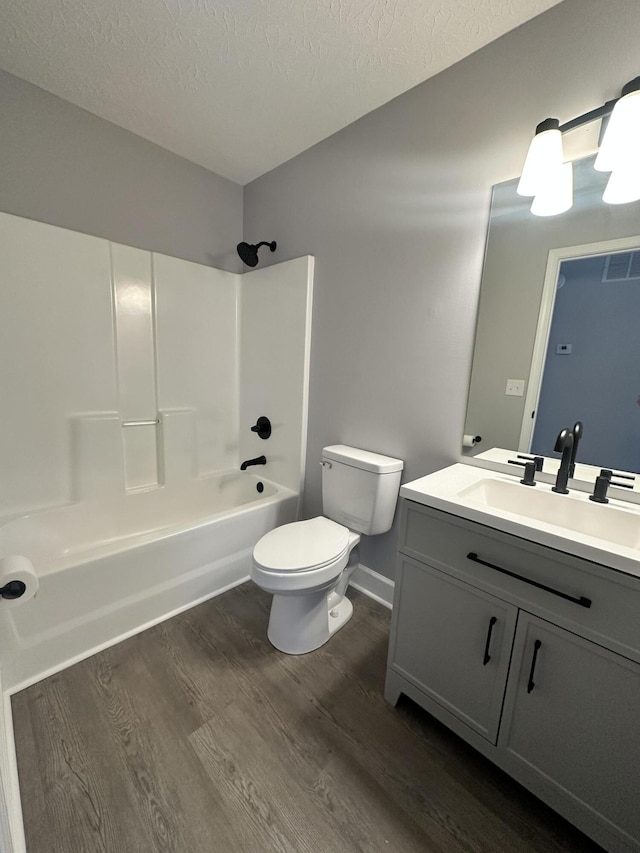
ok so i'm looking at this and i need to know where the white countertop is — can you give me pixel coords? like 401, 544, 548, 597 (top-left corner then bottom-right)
401, 464, 640, 579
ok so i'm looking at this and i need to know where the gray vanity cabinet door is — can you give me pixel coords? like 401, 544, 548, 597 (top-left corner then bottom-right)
390, 557, 518, 743
499, 613, 640, 850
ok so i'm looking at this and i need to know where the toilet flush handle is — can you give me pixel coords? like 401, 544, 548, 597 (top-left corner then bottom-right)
320, 460, 332, 468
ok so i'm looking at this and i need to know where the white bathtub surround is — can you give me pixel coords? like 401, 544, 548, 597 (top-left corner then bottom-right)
159, 409, 198, 484
0, 214, 118, 519
112, 244, 157, 419
154, 253, 240, 479
239, 256, 314, 500
113, 245, 159, 490
349, 563, 395, 610
71, 413, 125, 500
0, 211, 313, 519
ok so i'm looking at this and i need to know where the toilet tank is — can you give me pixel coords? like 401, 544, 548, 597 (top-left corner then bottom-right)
321, 445, 403, 535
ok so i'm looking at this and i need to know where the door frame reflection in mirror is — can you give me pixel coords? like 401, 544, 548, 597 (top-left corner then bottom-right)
520, 233, 640, 454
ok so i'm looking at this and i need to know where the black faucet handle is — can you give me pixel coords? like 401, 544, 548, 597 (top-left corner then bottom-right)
602, 470, 634, 490
509, 458, 539, 484
600, 468, 635, 482
250, 416, 272, 440
520, 461, 537, 487
509, 456, 543, 475
589, 475, 611, 504
517, 454, 544, 471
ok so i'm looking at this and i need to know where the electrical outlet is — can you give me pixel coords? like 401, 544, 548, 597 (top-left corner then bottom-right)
505, 379, 525, 397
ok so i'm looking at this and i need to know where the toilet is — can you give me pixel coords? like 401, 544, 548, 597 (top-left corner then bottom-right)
251, 445, 403, 654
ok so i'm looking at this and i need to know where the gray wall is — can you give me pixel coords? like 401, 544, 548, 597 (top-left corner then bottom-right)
244, 0, 640, 579
0, 69, 242, 271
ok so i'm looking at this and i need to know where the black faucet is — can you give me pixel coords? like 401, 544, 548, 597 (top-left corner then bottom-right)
568, 421, 583, 478
240, 455, 267, 471
552, 428, 574, 494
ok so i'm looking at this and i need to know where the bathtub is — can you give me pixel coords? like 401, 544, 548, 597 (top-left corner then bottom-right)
0, 472, 298, 691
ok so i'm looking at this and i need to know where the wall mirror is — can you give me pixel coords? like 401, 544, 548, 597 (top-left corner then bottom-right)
464, 154, 640, 480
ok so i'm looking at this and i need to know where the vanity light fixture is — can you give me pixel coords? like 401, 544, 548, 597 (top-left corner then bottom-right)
518, 76, 640, 216
518, 118, 565, 198
529, 162, 573, 217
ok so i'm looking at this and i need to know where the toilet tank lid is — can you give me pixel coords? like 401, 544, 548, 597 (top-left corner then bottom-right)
322, 445, 403, 474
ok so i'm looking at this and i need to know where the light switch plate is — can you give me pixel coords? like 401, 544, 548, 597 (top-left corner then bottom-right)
505, 378, 525, 396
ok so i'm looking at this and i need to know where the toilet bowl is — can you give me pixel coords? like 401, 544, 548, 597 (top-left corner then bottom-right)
251, 516, 360, 654
251, 445, 403, 655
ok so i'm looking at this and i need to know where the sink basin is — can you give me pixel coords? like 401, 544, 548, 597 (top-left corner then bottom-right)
458, 477, 640, 550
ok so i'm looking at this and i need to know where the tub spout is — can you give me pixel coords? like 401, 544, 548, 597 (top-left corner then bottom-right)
240, 455, 267, 471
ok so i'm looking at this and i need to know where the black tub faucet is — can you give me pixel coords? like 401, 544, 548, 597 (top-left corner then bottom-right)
552, 428, 574, 494
240, 455, 267, 471
568, 421, 583, 478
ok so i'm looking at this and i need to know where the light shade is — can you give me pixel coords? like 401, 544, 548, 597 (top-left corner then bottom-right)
602, 164, 640, 204
517, 120, 564, 197
530, 162, 573, 216
595, 88, 640, 173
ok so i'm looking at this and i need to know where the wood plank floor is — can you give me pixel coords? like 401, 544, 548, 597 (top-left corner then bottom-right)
12, 584, 602, 853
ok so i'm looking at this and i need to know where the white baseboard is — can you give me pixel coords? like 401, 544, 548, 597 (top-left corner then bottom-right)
349, 563, 395, 610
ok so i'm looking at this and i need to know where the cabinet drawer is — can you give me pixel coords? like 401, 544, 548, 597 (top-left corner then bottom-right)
400, 501, 640, 662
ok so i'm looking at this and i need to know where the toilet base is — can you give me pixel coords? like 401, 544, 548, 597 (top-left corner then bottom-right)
267, 589, 354, 655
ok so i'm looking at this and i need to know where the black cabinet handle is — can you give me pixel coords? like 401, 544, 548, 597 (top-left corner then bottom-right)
467, 553, 592, 609
483, 616, 497, 665
527, 640, 542, 693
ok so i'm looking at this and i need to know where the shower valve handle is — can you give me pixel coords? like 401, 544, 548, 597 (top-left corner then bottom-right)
250, 416, 272, 440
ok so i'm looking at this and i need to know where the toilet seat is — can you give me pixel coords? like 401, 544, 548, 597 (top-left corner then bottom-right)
251, 517, 354, 594
253, 517, 349, 573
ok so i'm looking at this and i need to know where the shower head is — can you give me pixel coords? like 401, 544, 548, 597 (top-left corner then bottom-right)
237, 240, 277, 267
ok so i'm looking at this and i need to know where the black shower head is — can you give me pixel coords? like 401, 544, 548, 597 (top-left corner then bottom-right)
237, 240, 277, 267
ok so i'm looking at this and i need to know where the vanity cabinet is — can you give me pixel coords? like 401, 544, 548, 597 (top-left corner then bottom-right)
386, 500, 640, 853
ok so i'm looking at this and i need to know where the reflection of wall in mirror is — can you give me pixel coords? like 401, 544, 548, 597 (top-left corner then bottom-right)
531, 252, 640, 473
464, 155, 640, 469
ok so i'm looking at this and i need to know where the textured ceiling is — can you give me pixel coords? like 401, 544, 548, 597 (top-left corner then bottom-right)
0, 0, 562, 184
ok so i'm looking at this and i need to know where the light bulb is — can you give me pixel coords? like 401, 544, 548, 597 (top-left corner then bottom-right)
531, 162, 573, 216
518, 121, 563, 197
